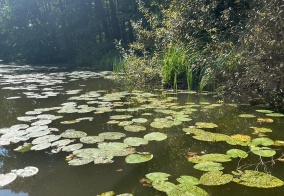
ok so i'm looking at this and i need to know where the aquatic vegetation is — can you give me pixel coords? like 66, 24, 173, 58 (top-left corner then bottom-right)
125, 153, 153, 164
11, 166, 39, 177
145, 172, 171, 181
193, 162, 224, 171
0, 173, 17, 187
200, 171, 233, 186
144, 132, 167, 141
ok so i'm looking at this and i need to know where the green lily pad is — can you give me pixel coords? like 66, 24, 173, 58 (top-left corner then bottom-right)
145, 172, 171, 181
256, 110, 274, 113
188, 154, 231, 163
200, 171, 233, 186
150, 121, 174, 129
93, 154, 114, 164
238, 114, 256, 118
110, 115, 133, 120
266, 113, 284, 117
124, 125, 146, 132
250, 137, 274, 146
195, 122, 218, 128
233, 170, 284, 188
0, 173, 17, 187
123, 137, 148, 146
51, 139, 73, 147
62, 143, 83, 152
31, 142, 52, 151
12, 166, 39, 177
183, 128, 205, 135
60, 130, 87, 138
14, 143, 32, 152
194, 162, 224, 171
80, 136, 104, 144
98, 142, 128, 150
250, 127, 272, 133
152, 181, 177, 193
226, 149, 248, 158
250, 146, 276, 157
98, 191, 115, 196
167, 184, 208, 196
32, 134, 61, 145
192, 132, 231, 142
132, 118, 148, 123
176, 176, 200, 185
144, 132, 167, 141
125, 153, 153, 164
98, 132, 126, 140
117, 121, 133, 126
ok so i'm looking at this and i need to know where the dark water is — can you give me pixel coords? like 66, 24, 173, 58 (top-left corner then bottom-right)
0, 65, 284, 196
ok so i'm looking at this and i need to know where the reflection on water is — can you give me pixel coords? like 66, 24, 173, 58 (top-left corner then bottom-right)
0, 64, 284, 196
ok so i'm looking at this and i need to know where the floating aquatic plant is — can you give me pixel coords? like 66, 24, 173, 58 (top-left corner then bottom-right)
193, 162, 224, 171
0, 173, 17, 187
145, 172, 171, 181
125, 153, 153, 164
144, 132, 167, 141
200, 171, 233, 186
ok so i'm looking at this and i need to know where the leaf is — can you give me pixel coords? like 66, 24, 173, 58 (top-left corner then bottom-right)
193, 162, 224, 171
12, 166, 39, 177
152, 181, 177, 193
144, 132, 167, 141
132, 118, 148, 123
61, 143, 83, 152
233, 170, 284, 188
60, 130, 87, 138
226, 149, 248, 158
200, 171, 233, 186
188, 154, 231, 163
123, 137, 148, 146
124, 125, 146, 132
250, 146, 276, 157
0, 173, 17, 187
238, 114, 256, 118
250, 137, 274, 146
167, 184, 208, 196
176, 176, 200, 185
125, 154, 153, 164
195, 122, 218, 128
250, 127, 272, 133
145, 172, 171, 181
98, 132, 126, 140
266, 113, 284, 117
80, 136, 104, 144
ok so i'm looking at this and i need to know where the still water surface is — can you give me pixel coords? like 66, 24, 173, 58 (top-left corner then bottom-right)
0, 65, 283, 196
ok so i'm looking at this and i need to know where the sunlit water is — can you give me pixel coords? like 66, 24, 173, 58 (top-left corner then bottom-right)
0, 64, 283, 196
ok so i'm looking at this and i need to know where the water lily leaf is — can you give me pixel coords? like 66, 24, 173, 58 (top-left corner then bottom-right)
132, 118, 148, 123
145, 172, 171, 181
116, 194, 133, 196
188, 154, 231, 163
32, 134, 61, 145
12, 166, 39, 177
192, 132, 231, 142
31, 142, 51, 151
200, 171, 233, 186
93, 154, 114, 164
98, 132, 126, 140
250, 146, 276, 157
144, 132, 167, 141
125, 153, 153, 164
123, 137, 148, 146
80, 136, 104, 144
0, 173, 17, 187
167, 184, 208, 196
98, 191, 115, 196
238, 114, 256, 118
233, 170, 284, 188
266, 113, 284, 117
62, 143, 83, 152
250, 137, 274, 146
110, 115, 133, 120
17, 116, 37, 122
98, 142, 128, 150
117, 121, 133, 126
257, 118, 274, 123
152, 181, 177, 193
60, 130, 87, 138
274, 140, 284, 146
51, 139, 74, 147
226, 149, 248, 158
250, 127, 272, 133
31, 119, 52, 126
14, 143, 32, 152
150, 121, 173, 129
195, 122, 218, 128
176, 176, 200, 185
26, 130, 51, 138
194, 162, 224, 171
106, 120, 120, 124
255, 110, 274, 113
124, 125, 146, 132
183, 128, 205, 135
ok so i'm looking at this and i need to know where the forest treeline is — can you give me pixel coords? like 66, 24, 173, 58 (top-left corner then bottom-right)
0, 0, 283, 109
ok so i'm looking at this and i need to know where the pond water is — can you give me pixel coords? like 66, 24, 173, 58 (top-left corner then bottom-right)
0, 64, 284, 196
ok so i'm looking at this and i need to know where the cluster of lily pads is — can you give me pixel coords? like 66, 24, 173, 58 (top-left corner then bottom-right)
1, 65, 284, 195
0, 166, 38, 187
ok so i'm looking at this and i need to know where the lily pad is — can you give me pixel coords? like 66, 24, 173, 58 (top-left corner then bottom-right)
238, 114, 256, 118
62, 143, 83, 152
124, 125, 146, 132
110, 115, 133, 120
257, 118, 274, 123
51, 139, 74, 147
250, 127, 272, 133
117, 121, 133, 126
60, 130, 87, 138
200, 171, 233, 186
255, 110, 274, 113
266, 113, 284, 117
125, 153, 153, 164
250, 146, 276, 157
98, 142, 128, 150
14, 143, 32, 152
31, 142, 51, 151
0, 173, 17, 187
12, 166, 39, 177
233, 170, 284, 188
98, 132, 126, 140
145, 172, 171, 181
123, 137, 148, 146
250, 137, 274, 146
188, 154, 231, 163
152, 181, 177, 193
195, 122, 218, 129
167, 184, 208, 196
132, 118, 148, 123
194, 162, 224, 171
144, 132, 167, 141
93, 154, 114, 164
176, 175, 199, 185
32, 134, 61, 145
80, 136, 104, 144
226, 149, 248, 158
